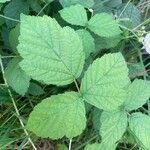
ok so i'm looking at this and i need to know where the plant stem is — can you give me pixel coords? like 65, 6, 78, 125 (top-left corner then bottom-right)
37, 2, 51, 16
69, 139, 72, 150
0, 14, 20, 22
0, 56, 37, 150
74, 79, 80, 93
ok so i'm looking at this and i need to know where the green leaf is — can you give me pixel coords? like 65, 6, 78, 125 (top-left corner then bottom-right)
93, 33, 121, 52
84, 142, 117, 150
100, 109, 127, 144
0, 0, 10, 3
92, 108, 102, 131
124, 79, 150, 111
77, 29, 95, 58
27, 92, 86, 139
117, 3, 141, 28
105, 0, 122, 8
128, 63, 147, 79
9, 24, 20, 54
4, 58, 30, 96
59, 0, 94, 8
129, 112, 150, 149
4, 0, 29, 28
18, 15, 85, 86
27, 0, 43, 14
0, 87, 11, 104
28, 82, 44, 96
88, 13, 121, 37
80, 53, 130, 111
59, 4, 88, 26
0, 137, 15, 150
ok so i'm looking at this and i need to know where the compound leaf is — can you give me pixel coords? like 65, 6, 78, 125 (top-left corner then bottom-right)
100, 109, 127, 144
4, 58, 30, 96
18, 15, 85, 86
59, 4, 88, 26
129, 113, 150, 149
124, 79, 150, 111
88, 13, 121, 37
27, 92, 86, 139
80, 53, 130, 111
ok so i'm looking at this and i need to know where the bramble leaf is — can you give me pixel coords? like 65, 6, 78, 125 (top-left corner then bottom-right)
27, 92, 86, 139
80, 53, 130, 110
129, 113, 150, 149
77, 29, 95, 58
9, 24, 20, 54
59, 0, 94, 8
4, 58, 30, 96
59, 4, 88, 26
100, 109, 127, 144
4, 0, 29, 28
124, 79, 150, 111
18, 15, 85, 86
84, 142, 117, 150
88, 13, 121, 37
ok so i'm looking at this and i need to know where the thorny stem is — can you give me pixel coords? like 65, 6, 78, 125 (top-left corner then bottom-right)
0, 56, 37, 150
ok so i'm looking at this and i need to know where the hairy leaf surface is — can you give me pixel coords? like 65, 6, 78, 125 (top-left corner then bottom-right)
88, 13, 121, 37
27, 92, 86, 139
124, 79, 150, 111
18, 15, 85, 86
100, 109, 127, 144
129, 113, 150, 149
59, 4, 88, 26
80, 53, 130, 110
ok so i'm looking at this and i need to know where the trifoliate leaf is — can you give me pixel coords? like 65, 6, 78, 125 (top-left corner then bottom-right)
59, 4, 88, 26
100, 109, 127, 144
77, 29, 95, 58
18, 15, 85, 86
4, 0, 29, 28
88, 13, 121, 37
80, 53, 130, 111
4, 58, 30, 96
129, 113, 150, 149
59, 0, 94, 8
27, 92, 86, 139
84, 142, 117, 150
9, 24, 20, 54
117, 3, 141, 28
124, 79, 150, 111
0, 0, 10, 3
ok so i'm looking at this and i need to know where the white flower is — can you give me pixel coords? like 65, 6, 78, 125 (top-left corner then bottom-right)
144, 33, 150, 54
